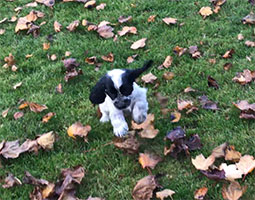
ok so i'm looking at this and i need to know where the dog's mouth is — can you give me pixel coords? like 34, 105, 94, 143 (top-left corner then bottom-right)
114, 99, 131, 110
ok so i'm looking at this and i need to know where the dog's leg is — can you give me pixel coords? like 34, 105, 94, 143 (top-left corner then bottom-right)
99, 104, 110, 123
110, 110, 128, 137
132, 100, 148, 124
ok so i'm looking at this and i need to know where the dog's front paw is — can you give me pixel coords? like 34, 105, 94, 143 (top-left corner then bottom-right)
113, 124, 128, 137
134, 114, 147, 124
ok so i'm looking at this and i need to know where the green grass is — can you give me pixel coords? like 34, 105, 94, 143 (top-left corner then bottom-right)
1, 0, 255, 199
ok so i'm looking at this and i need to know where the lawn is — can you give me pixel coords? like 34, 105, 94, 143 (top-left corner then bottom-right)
1, 0, 255, 199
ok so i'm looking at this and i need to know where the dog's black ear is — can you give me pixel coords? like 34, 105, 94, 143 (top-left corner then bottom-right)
89, 76, 107, 104
129, 60, 153, 80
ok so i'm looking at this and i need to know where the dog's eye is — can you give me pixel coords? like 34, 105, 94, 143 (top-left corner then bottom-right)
120, 85, 133, 96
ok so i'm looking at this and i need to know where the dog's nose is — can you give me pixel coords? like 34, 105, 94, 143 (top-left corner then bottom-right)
114, 99, 131, 110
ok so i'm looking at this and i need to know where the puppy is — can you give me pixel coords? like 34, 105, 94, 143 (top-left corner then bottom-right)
89, 60, 153, 137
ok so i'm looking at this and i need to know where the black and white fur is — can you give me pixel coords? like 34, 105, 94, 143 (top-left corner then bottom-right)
89, 60, 153, 137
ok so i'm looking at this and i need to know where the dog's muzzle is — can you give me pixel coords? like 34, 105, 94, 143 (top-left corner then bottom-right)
114, 97, 131, 110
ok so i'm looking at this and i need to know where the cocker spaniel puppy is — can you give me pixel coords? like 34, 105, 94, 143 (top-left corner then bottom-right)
89, 60, 153, 137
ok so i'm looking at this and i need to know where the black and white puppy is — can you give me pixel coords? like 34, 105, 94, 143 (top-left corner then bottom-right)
89, 60, 153, 137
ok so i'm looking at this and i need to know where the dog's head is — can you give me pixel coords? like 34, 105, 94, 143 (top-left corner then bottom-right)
89, 60, 153, 110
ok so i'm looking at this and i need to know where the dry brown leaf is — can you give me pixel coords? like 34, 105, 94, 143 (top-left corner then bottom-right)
37, 131, 55, 150
117, 26, 137, 36
163, 71, 174, 80
50, 54, 57, 61
96, 3, 106, 10
223, 63, 232, 71
2, 108, 10, 118
43, 43, 50, 50
208, 76, 219, 89
156, 189, 175, 200
64, 69, 83, 82
232, 69, 255, 85
67, 122, 91, 141
97, 24, 114, 38
148, 15, 156, 22
54, 21, 62, 32
2, 174, 22, 188
36, 0, 55, 7
132, 175, 158, 200
236, 155, 255, 176
85, 56, 97, 65
127, 54, 138, 63
194, 187, 208, 200
85, 0, 96, 8
212, 142, 228, 158
173, 46, 187, 56
138, 152, 162, 169
189, 46, 201, 59
0, 29, 5, 35
141, 72, 157, 84
67, 20, 79, 32
0, 18, 7, 24
222, 181, 246, 200
184, 87, 196, 93
162, 56, 173, 68
163, 17, 177, 25
26, 54, 33, 58
245, 40, 255, 47
199, 7, 213, 18
4, 53, 15, 66
10, 16, 17, 22
237, 34, 244, 41
14, 111, 24, 120
101, 53, 114, 62
56, 83, 63, 93
177, 99, 193, 110
113, 134, 140, 154
131, 38, 147, 50
65, 51, 71, 57
242, 12, 255, 25
222, 49, 235, 58
42, 183, 55, 199
219, 163, 243, 181
25, 2, 38, 7
118, 16, 132, 23
13, 82, 22, 90
191, 154, 215, 170
171, 111, 181, 123
209, 58, 216, 64
42, 112, 55, 123
225, 146, 241, 162
27, 102, 48, 113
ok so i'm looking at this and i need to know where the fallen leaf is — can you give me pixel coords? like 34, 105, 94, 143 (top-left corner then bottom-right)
162, 17, 177, 25
63, 58, 80, 71
0, 18, 7, 24
42, 112, 55, 123
85, 56, 97, 65
212, 142, 228, 158
236, 155, 255, 176
85, 0, 96, 8
96, 3, 106, 10
26, 54, 33, 58
117, 26, 137, 36
237, 34, 244, 41
141, 72, 157, 84
233, 69, 255, 85
67, 20, 79, 32
36, 131, 55, 150
173, 46, 187, 56
25, 2, 38, 7
245, 40, 255, 47
4, 53, 15, 66
36, 0, 55, 7
223, 63, 233, 71
222, 181, 246, 200
242, 12, 255, 24
43, 43, 50, 50
97, 24, 114, 38
27, 102, 48, 113
184, 87, 196, 93
23, 171, 49, 186
101, 53, 114, 62
200, 168, 225, 181
139, 152, 162, 169
14, 111, 24, 120
162, 56, 173, 68
50, 54, 57, 61
56, 83, 63, 93
194, 187, 208, 200
198, 95, 218, 110
13, 82, 22, 90
208, 76, 219, 89
118, 16, 132, 23
0, 29, 5, 35
219, 163, 243, 181
127, 54, 138, 63
67, 122, 91, 141
10, 16, 17, 22
2, 174, 22, 188
209, 58, 216, 64
65, 51, 71, 57
162, 71, 174, 80
131, 38, 147, 50
42, 183, 55, 199
199, 7, 213, 18
225, 145, 241, 162
64, 69, 83, 82
177, 99, 193, 110
156, 189, 175, 200
132, 175, 159, 200
2, 108, 10, 118
113, 134, 140, 154
148, 15, 156, 22
192, 154, 215, 170
189, 45, 201, 59
54, 21, 62, 32
222, 49, 235, 59
170, 111, 181, 123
